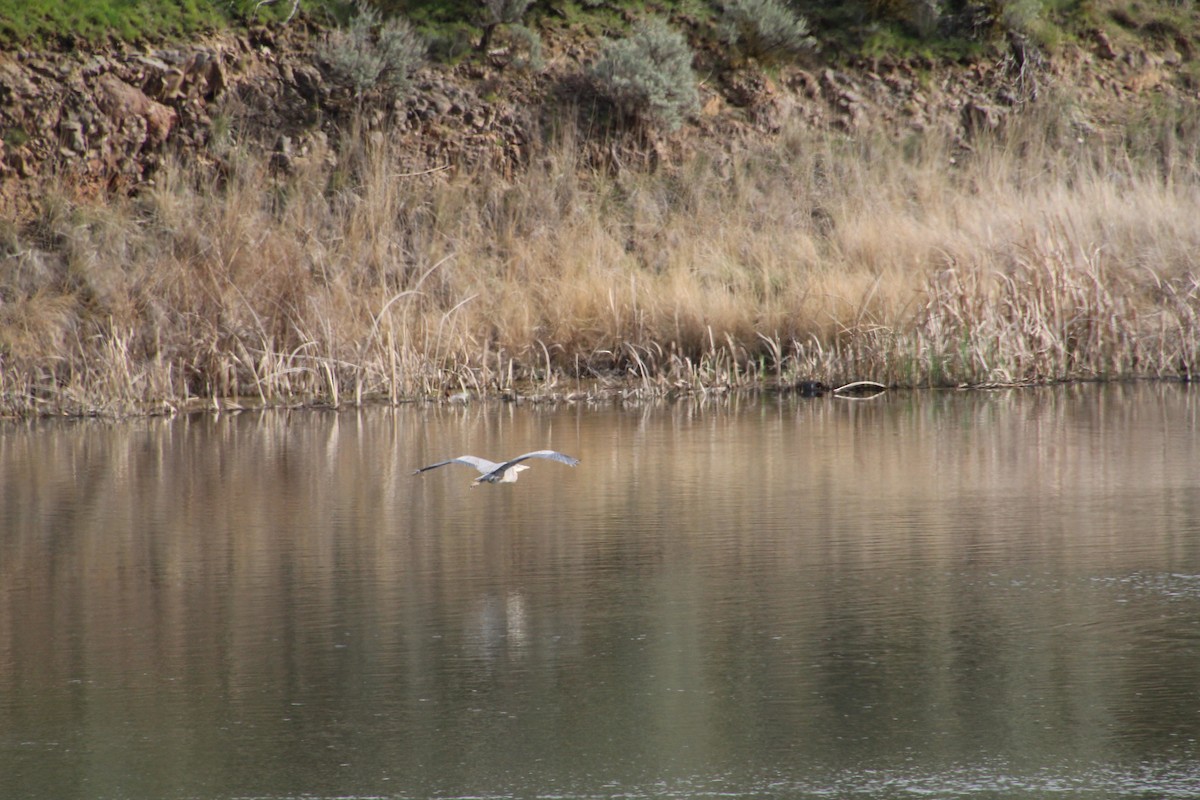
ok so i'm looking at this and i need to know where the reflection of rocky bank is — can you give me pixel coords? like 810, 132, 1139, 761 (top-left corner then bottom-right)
2, 20, 1192, 221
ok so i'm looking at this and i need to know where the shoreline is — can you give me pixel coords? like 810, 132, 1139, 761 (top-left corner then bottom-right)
6, 374, 1193, 422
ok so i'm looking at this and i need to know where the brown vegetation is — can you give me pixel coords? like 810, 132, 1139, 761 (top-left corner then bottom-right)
2, 87, 1198, 417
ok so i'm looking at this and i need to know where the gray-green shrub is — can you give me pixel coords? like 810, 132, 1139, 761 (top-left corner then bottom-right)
479, 0, 534, 52
588, 19, 699, 132
720, 0, 816, 62
320, 3, 425, 104
484, 0, 533, 26
496, 23, 544, 71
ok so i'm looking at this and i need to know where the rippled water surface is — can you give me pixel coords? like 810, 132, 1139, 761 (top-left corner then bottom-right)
3, 384, 1200, 799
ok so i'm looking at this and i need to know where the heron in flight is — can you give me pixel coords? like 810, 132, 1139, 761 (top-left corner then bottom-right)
414, 450, 580, 486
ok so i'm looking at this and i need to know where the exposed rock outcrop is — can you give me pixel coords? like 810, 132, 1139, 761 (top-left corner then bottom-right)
0, 20, 1194, 221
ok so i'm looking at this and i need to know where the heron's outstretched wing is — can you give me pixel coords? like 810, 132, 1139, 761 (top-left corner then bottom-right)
478, 450, 580, 481
414, 456, 502, 476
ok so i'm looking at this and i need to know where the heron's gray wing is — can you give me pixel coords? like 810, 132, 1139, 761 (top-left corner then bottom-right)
480, 450, 580, 480
414, 456, 501, 476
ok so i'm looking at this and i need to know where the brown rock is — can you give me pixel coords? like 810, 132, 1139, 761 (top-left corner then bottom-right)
95, 73, 177, 146
1094, 30, 1118, 60
961, 100, 1005, 136
0, 59, 39, 97
1125, 68, 1164, 93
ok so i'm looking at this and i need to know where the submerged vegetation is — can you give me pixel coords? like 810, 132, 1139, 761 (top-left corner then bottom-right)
3, 98, 1199, 416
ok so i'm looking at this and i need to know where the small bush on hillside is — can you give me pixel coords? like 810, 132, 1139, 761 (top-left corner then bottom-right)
991, 0, 1062, 50
484, 0, 533, 26
493, 23, 545, 71
869, 0, 943, 38
425, 22, 477, 63
720, 0, 817, 62
479, 0, 534, 51
907, 0, 943, 38
588, 19, 699, 132
320, 3, 425, 104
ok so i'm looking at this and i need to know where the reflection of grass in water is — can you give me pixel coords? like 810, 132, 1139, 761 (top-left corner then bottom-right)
3, 104, 1200, 416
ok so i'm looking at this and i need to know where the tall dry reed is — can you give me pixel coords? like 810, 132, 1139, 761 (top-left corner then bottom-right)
2, 95, 1199, 415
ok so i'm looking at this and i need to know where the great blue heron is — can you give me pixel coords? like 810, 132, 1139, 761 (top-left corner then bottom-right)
414, 450, 580, 486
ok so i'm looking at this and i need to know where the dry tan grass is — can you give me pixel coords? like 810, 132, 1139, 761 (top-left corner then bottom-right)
2, 101, 1199, 416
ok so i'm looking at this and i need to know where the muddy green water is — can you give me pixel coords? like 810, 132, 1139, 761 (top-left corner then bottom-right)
3, 384, 1200, 799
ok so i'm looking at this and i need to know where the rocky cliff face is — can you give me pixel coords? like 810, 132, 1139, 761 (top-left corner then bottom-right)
0, 21, 1192, 221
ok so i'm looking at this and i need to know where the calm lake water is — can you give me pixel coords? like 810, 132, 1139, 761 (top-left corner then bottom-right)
3, 384, 1200, 799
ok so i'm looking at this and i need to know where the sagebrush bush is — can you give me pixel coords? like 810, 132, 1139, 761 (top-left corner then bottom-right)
905, 0, 942, 39
588, 19, 699, 132
479, 0, 533, 52
483, 0, 533, 26
320, 3, 425, 104
720, 0, 816, 61
495, 23, 544, 71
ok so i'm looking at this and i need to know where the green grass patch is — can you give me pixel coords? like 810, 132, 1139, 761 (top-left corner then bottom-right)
0, 0, 235, 46
860, 26, 988, 62
0, 0, 355, 47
